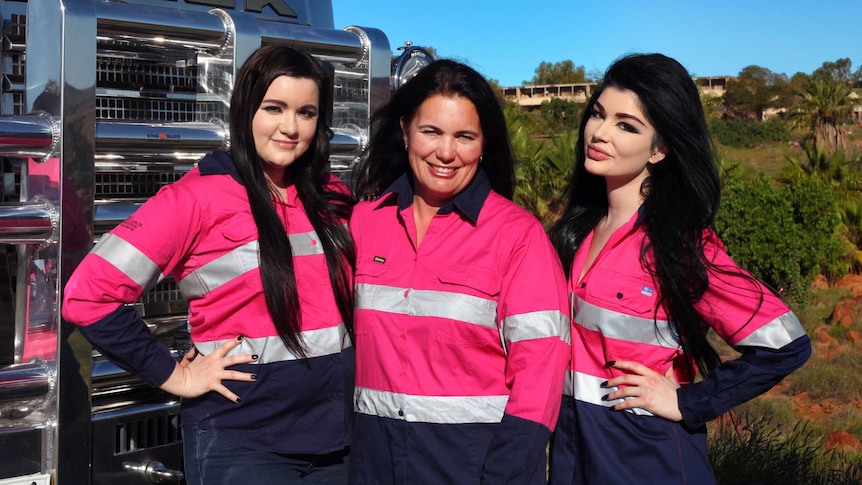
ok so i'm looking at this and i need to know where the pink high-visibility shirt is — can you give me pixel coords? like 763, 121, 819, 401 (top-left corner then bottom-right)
62, 150, 351, 454
349, 172, 570, 483
565, 211, 806, 408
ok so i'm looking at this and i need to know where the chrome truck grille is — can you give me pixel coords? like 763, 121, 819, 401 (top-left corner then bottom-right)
0, 0, 399, 482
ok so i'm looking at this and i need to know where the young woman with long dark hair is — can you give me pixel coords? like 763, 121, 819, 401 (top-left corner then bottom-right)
547, 53, 811, 484
62, 44, 354, 484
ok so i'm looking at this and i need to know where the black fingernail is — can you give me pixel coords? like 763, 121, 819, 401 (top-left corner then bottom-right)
237, 335, 244, 341
606, 361, 616, 367
601, 394, 610, 401
599, 380, 608, 388
235, 397, 242, 404
252, 354, 259, 360
251, 374, 258, 381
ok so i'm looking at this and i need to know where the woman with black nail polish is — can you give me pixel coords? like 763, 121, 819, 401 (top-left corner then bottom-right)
547, 53, 811, 485
62, 45, 354, 484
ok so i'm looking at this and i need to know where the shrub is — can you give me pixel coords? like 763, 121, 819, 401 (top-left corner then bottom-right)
711, 118, 793, 148
716, 177, 843, 304
536, 98, 583, 134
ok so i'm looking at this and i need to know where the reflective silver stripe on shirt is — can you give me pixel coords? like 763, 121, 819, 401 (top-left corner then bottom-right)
560, 313, 572, 345
178, 230, 326, 299
179, 241, 259, 299
193, 323, 351, 363
502, 310, 567, 344
574, 294, 680, 349
735, 312, 806, 349
289, 230, 328, 257
355, 283, 498, 329
91, 232, 163, 291
354, 386, 508, 424
562, 369, 653, 416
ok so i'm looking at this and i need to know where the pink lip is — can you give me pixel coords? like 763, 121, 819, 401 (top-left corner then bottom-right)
273, 139, 298, 149
587, 145, 610, 161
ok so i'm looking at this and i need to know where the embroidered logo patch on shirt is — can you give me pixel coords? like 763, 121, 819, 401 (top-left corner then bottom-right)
373, 256, 386, 264
641, 286, 654, 297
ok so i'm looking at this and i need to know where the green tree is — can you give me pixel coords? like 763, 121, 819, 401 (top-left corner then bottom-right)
525, 60, 589, 86
724, 65, 790, 121
813, 57, 853, 84
506, 102, 573, 224
537, 97, 583, 134
791, 77, 854, 158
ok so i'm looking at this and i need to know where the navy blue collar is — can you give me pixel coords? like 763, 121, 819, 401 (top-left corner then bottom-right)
380, 169, 491, 223
635, 204, 646, 226
198, 150, 243, 185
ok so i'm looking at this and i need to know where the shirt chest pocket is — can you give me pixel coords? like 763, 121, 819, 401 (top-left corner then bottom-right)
193, 215, 259, 292
218, 215, 258, 245
353, 257, 390, 335
586, 272, 658, 316
432, 267, 501, 348
437, 267, 502, 298
355, 255, 389, 282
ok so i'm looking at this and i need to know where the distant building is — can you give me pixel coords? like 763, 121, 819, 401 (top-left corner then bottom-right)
501, 76, 732, 108
500, 83, 593, 107
852, 90, 862, 122
502, 77, 862, 124
695, 76, 732, 97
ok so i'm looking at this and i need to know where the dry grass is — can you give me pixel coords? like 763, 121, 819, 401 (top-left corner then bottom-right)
708, 282, 862, 480
709, 414, 862, 484
716, 141, 805, 179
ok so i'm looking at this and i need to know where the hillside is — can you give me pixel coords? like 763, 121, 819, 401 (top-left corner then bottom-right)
707, 134, 862, 482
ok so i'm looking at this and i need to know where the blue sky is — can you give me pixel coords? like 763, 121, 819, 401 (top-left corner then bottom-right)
332, 0, 862, 87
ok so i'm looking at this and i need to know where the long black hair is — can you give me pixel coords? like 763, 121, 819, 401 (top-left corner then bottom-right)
229, 44, 354, 358
354, 59, 515, 200
550, 53, 731, 378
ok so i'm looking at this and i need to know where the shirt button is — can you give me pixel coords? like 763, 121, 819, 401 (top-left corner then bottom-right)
403, 289, 410, 298
616, 292, 623, 299
580, 283, 586, 288
398, 409, 404, 417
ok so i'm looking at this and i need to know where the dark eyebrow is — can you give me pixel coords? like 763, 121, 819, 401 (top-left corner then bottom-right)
416, 122, 480, 138
594, 100, 648, 127
259, 99, 319, 111
260, 98, 286, 107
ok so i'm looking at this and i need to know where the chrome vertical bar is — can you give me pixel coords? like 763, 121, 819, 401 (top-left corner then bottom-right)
26, 0, 97, 481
